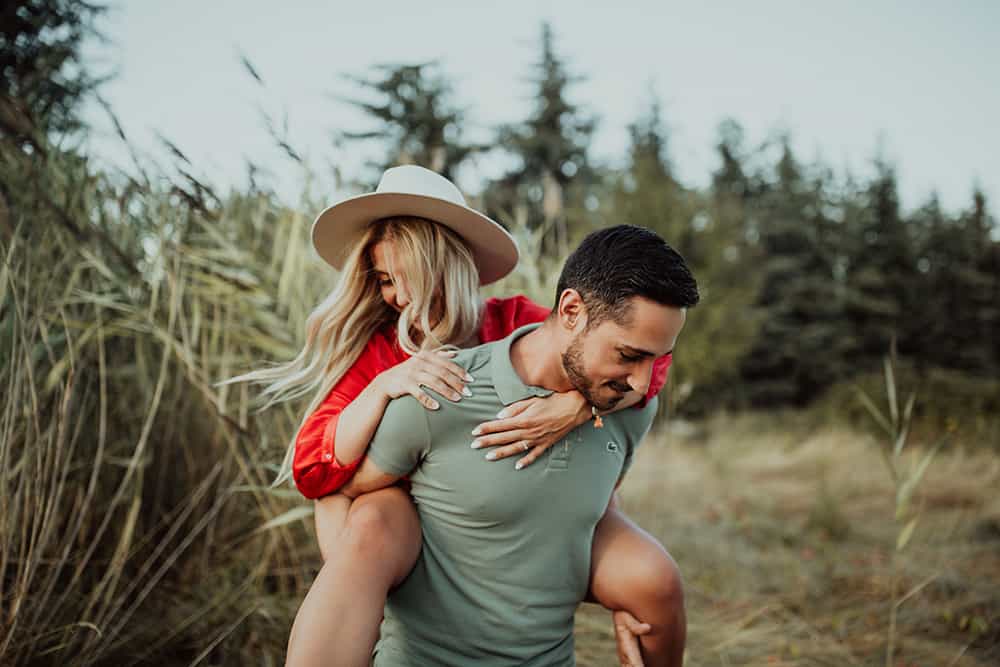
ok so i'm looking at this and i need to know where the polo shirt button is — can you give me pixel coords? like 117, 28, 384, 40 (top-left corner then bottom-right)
323, 452, 333, 461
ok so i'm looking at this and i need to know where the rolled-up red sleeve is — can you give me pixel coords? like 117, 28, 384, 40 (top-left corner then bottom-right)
479, 294, 551, 342
293, 332, 397, 499
640, 352, 672, 408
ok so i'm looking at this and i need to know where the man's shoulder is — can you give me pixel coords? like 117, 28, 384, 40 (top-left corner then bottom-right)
451, 339, 496, 377
609, 396, 658, 437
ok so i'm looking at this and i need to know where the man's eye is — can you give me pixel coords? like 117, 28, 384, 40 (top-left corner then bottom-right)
619, 353, 641, 363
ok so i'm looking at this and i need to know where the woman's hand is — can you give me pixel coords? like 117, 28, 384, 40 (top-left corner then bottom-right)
471, 390, 591, 469
374, 349, 473, 411
613, 609, 651, 667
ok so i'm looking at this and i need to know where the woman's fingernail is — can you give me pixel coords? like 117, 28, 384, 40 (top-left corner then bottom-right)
496, 409, 508, 419
471, 426, 482, 436
465, 373, 475, 382
462, 387, 472, 397
515, 461, 524, 470
485, 452, 497, 461
471, 440, 481, 449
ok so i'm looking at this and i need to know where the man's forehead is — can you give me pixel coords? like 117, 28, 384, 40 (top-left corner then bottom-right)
588, 300, 683, 355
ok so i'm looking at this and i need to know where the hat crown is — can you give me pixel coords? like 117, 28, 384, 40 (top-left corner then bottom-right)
376, 165, 467, 207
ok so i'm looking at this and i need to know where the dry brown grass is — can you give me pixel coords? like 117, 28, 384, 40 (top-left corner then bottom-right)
572, 413, 1000, 666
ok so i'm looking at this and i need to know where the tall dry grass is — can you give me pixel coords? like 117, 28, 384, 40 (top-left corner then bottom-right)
0, 141, 331, 664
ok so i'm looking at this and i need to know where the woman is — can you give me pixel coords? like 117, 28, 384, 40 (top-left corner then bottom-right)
227, 166, 684, 667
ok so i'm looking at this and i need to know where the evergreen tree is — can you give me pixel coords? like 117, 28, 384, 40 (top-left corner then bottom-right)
915, 190, 999, 374
613, 90, 683, 242
739, 140, 849, 405
965, 190, 999, 375
712, 119, 753, 202
0, 0, 106, 153
487, 22, 596, 255
843, 158, 920, 368
609, 99, 759, 412
336, 62, 484, 182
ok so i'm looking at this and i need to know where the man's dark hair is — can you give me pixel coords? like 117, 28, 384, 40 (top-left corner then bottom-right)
554, 225, 699, 327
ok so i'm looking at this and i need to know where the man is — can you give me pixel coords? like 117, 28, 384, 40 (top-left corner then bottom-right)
342, 225, 699, 666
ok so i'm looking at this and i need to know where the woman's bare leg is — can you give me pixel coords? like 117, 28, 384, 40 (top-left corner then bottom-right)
588, 506, 686, 667
285, 487, 421, 667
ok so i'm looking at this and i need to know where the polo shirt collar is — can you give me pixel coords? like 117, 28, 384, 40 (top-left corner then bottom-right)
490, 323, 556, 406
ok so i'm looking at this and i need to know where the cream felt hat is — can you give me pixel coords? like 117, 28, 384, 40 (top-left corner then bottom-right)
311, 165, 519, 285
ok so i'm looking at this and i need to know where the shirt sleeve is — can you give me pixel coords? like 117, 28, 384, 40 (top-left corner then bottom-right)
292, 338, 384, 500
364, 395, 433, 477
620, 395, 657, 482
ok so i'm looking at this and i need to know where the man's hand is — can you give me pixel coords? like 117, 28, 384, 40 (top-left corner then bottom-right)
614, 609, 652, 667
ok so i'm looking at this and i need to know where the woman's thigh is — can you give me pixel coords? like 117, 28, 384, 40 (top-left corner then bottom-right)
315, 486, 422, 587
314, 493, 352, 563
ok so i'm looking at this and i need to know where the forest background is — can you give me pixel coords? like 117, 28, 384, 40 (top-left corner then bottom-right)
2, 2, 997, 665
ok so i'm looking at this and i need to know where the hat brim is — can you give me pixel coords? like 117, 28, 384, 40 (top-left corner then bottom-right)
311, 192, 519, 286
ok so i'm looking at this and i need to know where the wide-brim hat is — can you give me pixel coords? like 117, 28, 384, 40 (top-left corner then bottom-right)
311, 165, 519, 285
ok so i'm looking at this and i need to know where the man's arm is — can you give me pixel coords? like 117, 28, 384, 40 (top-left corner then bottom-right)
338, 393, 432, 499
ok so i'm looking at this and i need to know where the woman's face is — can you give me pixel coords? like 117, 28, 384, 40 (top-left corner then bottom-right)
371, 240, 411, 313
371, 240, 445, 333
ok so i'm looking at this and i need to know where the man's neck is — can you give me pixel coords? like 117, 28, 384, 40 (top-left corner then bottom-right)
509, 321, 574, 392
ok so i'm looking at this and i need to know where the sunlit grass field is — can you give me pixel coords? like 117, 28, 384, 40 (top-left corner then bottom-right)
575, 415, 1000, 666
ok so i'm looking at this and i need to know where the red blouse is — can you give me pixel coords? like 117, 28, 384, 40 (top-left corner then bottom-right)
292, 295, 672, 499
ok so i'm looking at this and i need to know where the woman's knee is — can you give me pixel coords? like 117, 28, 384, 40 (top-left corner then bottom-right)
342, 487, 421, 569
592, 523, 684, 619
630, 548, 684, 615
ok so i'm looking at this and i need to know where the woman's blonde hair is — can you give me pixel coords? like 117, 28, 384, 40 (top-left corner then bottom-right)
219, 216, 481, 486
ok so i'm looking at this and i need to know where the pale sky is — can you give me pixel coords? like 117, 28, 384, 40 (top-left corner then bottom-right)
84, 1, 998, 217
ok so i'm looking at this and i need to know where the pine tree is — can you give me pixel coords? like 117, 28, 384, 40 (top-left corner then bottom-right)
487, 22, 596, 255
0, 0, 106, 154
739, 140, 849, 405
336, 62, 485, 183
915, 190, 999, 374
608, 99, 759, 412
843, 158, 919, 369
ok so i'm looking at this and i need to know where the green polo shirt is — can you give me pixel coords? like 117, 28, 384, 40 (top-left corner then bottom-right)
367, 323, 657, 667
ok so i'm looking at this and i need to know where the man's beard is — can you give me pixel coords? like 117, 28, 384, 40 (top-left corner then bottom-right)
561, 333, 627, 412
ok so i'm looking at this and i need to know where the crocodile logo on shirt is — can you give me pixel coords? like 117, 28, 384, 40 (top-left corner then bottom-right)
606, 441, 620, 453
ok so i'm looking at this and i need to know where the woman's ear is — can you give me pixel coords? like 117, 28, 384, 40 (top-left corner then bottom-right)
556, 289, 587, 331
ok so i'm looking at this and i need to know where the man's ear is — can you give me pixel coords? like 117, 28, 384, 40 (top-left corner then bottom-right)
556, 289, 587, 332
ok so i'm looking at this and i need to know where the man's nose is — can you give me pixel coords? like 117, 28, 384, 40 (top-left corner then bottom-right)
628, 359, 655, 398
395, 288, 411, 309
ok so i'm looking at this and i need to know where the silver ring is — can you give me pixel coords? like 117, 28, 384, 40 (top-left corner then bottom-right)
521, 442, 530, 452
